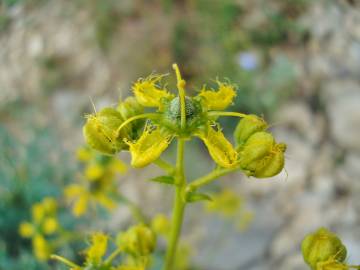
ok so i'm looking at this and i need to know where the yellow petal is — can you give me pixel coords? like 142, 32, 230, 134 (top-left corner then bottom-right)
126, 125, 172, 168
84, 164, 104, 180
95, 194, 116, 211
32, 203, 45, 224
19, 222, 35, 238
33, 234, 51, 261
64, 184, 84, 199
42, 217, 59, 235
42, 197, 57, 214
86, 233, 108, 265
132, 74, 173, 107
109, 158, 127, 174
73, 195, 89, 217
197, 125, 238, 168
198, 81, 236, 110
76, 146, 93, 162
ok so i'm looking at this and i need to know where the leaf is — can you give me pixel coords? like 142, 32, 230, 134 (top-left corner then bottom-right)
186, 192, 213, 203
149, 175, 175, 185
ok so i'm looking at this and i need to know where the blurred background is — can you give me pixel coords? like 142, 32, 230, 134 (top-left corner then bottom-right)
1, 0, 360, 269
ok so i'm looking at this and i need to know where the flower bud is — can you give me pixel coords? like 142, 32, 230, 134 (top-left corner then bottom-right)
302, 228, 347, 270
117, 224, 156, 256
239, 132, 286, 178
234, 115, 268, 146
83, 107, 128, 155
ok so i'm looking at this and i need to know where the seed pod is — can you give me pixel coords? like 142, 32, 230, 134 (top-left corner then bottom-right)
117, 224, 156, 256
83, 107, 128, 155
117, 96, 144, 120
239, 131, 274, 169
253, 143, 286, 178
302, 228, 347, 270
234, 115, 268, 146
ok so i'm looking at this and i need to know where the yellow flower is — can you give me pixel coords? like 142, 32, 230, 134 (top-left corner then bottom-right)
76, 146, 94, 162
43, 217, 59, 235
198, 81, 236, 110
86, 233, 108, 265
205, 189, 242, 217
64, 184, 115, 217
32, 203, 45, 224
84, 163, 105, 180
33, 234, 51, 261
117, 224, 156, 256
19, 222, 35, 238
125, 124, 173, 168
42, 197, 57, 214
196, 125, 238, 168
132, 74, 174, 108
151, 214, 171, 236
109, 158, 127, 174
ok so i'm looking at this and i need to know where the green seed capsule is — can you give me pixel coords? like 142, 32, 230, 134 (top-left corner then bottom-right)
302, 228, 347, 270
234, 115, 268, 146
253, 143, 286, 178
83, 107, 128, 155
239, 131, 274, 168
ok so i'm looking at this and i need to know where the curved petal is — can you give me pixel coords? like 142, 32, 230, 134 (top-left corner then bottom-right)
126, 125, 173, 168
198, 81, 236, 110
132, 74, 174, 108
197, 124, 238, 168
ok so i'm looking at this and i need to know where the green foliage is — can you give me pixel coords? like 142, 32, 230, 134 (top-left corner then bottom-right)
0, 122, 75, 270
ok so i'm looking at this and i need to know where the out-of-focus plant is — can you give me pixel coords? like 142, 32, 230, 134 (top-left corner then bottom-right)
0, 121, 77, 270
52, 226, 156, 270
302, 228, 360, 270
205, 188, 253, 231
19, 197, 60, 261
52, 64, 286, 270
65, 146, 127, 217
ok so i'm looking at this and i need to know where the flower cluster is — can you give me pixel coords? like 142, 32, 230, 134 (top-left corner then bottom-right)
83, 64, 286, 178
64, 146, 127, 217
19, 197, 60, 261
52, 224, 156, 270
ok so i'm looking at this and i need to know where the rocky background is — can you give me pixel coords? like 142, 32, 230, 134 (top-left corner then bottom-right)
0, 0, 359, 269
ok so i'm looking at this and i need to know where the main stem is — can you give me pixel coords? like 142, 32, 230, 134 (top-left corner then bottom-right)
163, 138, 186, 270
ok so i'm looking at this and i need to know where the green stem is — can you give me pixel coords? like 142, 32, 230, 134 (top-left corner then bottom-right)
115, 113, 160, 138
208, 111, 248, 119
50, 255, 80, 268
104, 247, 123, 265
163, 138, 186, 270
154, 158, 176, 175
189, 167, 238, 190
